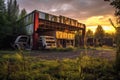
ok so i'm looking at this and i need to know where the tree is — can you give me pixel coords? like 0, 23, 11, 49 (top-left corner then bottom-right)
0, 0, 5, 37
0, 0, 11, 48
16, 8, 27, 35
19, 8, 27, 19
0, 0, 5, 13
6, 0, 20, 35
0, 0, 6, 25
109, 0, 120, 75
86, 29, 94, 47
110, 0, 120, 25
105, 32, 115, 38
7, 0, 19, 23
0, 0, 22, 49
86, 29, 94, 38
94, 25, 105, 46
94, 25, 105, 39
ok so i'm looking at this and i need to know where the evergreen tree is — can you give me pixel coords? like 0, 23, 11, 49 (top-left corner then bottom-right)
0, 0, 28, 49
0, 0, 10, 48
7, 0, 19, 23
0, 0, 6, 25
17, 8, 27, 35
6, 0, 20, 35
20, 8, 27, 19
0, 0, 21, 49
0, 0, 5, 35
0, 0, 5, 13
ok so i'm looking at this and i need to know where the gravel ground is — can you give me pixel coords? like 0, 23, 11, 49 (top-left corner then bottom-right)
29, 49, 116, 60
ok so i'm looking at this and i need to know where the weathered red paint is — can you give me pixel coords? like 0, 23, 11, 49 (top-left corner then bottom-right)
33, 10, 39, 49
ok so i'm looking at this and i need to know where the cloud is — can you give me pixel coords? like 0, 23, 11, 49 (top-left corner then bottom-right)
80, 15, 116, 26
16, 0, 115, 26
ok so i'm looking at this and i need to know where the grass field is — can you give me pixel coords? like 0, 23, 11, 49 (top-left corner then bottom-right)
0, 47, 118, 80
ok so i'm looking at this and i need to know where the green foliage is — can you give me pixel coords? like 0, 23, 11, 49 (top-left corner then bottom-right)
110, 0, 120, 77
115, 27, 120, 73
107, 1, 120, 78
17, 8, 27, 35
2, 53, 22, 62
0, 51, 118, 80
110, 0, 120, 25
19, 8, 27, 19
0, 0, 27, 49
7, 0, 19, 23
0, 0, 10, 48
110, 0, 120, 16
0, 0, 5, 13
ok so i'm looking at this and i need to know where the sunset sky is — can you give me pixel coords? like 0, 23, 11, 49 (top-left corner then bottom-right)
16, 0, 116, 33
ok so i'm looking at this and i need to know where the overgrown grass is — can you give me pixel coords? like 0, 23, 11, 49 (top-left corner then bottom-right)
0, 50, 119, 80
44, 46, 76, 52
95, 46, 115, 50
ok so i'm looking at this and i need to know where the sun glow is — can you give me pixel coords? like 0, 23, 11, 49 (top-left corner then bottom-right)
79, 15, 116, 33
87, 26, 115, 33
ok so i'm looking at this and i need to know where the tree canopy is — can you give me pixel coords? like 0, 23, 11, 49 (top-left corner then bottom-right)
86, 29, 94, 38
20, 8, 27, 19
0, 0, 27, 49
7, 0, 19, 23
109, 0, 120, 75
94, 25, 105, 39
110, 0, 120, 25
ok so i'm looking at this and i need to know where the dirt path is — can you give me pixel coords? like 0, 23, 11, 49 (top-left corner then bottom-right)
29, 49, 116, 60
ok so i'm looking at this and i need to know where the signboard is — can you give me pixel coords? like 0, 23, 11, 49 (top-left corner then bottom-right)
56, 31, 75, 39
